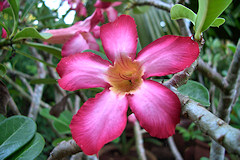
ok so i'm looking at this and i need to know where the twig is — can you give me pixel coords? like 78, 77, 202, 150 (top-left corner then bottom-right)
197, 58, 227, 90
19, 76, 34, 96
47, 139, 81, 160
8, 97, 21, 115
210, 39, 240, 160
134, 120, 147, 160
4, 77, 50, 110
167, 136, 183, 160
126, 0, 172, 12
28, 48, 46, 120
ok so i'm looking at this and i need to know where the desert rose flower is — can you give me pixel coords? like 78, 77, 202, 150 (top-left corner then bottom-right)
0, 0, 9, 12
44, 9, 103, 57
94, 0, 122, 22
56, 15, 199, 155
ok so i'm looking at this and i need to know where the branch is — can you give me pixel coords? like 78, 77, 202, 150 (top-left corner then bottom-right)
210, 39, 240, 159
134, 121, 147, 160
4, 75, 50, 108
167, 136, 183, 160
197, 58, 227, 90
126, 0, 172, 12
8, 97, 21, 115
177, 92, 240, 155
28, 48, 46, 120
47, 139, 81, 160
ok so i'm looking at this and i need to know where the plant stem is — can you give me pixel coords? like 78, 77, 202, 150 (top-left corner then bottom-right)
134, 120, 147, 160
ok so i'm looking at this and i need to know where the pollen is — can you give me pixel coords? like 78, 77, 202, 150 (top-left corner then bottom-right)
106, 56, 144, 95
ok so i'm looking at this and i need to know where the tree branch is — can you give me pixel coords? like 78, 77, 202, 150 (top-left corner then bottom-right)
210, 39, 240, 160
47, 139, 81, 160
197, 58, 227, 90
134, 120, 147, 160
167, 136, 183, 160
177, 92, 240, 156
126, 0, 172, 12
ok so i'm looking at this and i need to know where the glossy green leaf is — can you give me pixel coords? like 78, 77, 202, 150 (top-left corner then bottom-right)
53, 110, 72, 134
16, 50, 56, 68
0, 115, 6, 123
21, 0, 38, 20
211, 18, 225, 27
178, 80, 210, 106
40, 108, 72, 134
25, 42, 61, 59
8, 133, 45, 160
195, 0, 232, 34
13, 27, 52, 40
170, 4, 196, 25
30, 78, 57, 85
0, 64, 7, 77
52, 137, 72, 147
7, 0, 19, 35
0, 115, 36, 159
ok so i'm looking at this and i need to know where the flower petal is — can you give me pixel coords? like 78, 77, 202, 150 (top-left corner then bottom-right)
136, 35, 199, 78
82, 32, 99, 51
106, 7, 118, 22
57, 52, 110, 91
128, 80, 181, 138
100, 15, 138, 62
61, 32, 89, 57
70, 89, 128, 155
1, 28, 7, 38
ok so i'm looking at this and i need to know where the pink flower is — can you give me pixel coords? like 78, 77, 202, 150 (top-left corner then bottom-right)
64, 0, 87, 17
0, 0, 9, 12
57, 15, 199, 155
94, 0, 122, 22
1, 28, 7, 38
44, 9, 103, 57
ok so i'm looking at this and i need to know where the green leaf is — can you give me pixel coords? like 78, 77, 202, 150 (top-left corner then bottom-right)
13, 27, 52, 40
40, 108, 72, 134
178, 80, 210, 106
83, 49, 110, 62
52, 137, 72, 147
133, 6, 150, 14
0, 21, 10, 36
0, 64, 7, 77
7, 0, 19, 35
7, 133, 45, 160
210, 18, 225, 27
53, 110, 72, 134
30, 78, 57, 85
170, 4, 197, 25
21, 0, 38, 20
0, 115, 6, 123
195, 0, 232, 38
25, 42, 61, 59
0, 115, 36, 159
227, 43, 236, 53
15, 50, 56, 68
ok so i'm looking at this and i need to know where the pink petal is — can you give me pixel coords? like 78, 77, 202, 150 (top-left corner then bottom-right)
57, 52, 110, 91
100, 15, 138, 62
82, 32, 99, 51
106, 7, 118, 22
127, 80, 181, 138
75, 2, 87, 17
62, 32, 89, 57
136, 35, 199, 78
111, 1, 122, 7
94, 0, 111, 9
44, 26, 77, 44
1, 28, 7, 38
44, 10, 103, 44
70, 89, 128, 155
92, 26, 100, 39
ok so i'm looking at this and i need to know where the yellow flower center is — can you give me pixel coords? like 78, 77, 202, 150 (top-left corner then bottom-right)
106, 56, 144, 95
